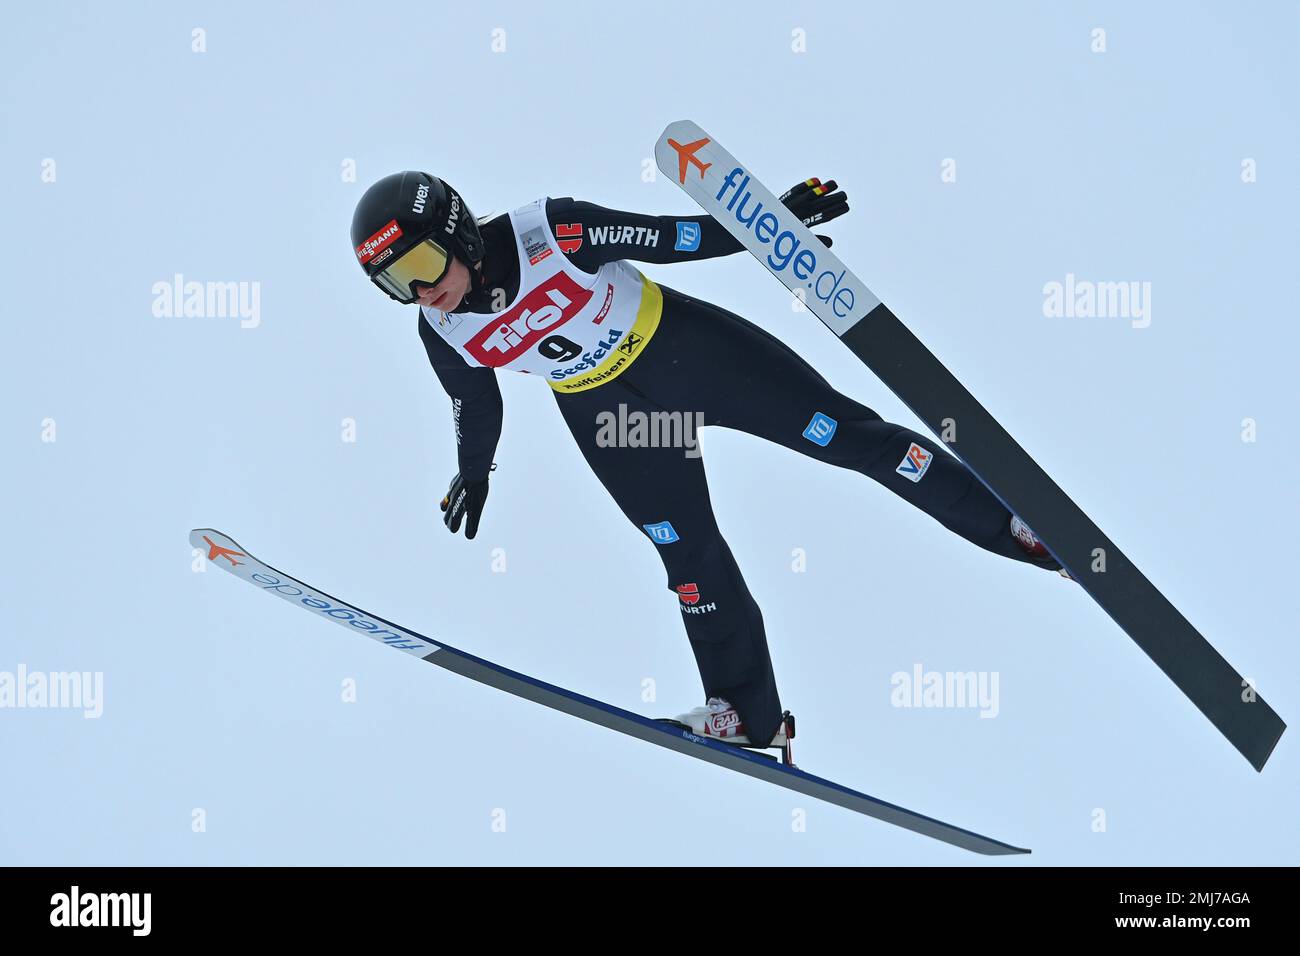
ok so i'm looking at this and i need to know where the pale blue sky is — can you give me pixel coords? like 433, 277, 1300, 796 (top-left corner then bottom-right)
2, 1, 1296, 864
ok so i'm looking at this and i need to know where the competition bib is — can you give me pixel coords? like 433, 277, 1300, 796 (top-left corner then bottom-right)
421, 198, 662, 393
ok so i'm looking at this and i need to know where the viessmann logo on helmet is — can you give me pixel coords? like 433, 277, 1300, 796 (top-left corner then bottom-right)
356, 219, 403, 265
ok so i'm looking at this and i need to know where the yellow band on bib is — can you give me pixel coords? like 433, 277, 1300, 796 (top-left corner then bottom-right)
546, 277, 662, 394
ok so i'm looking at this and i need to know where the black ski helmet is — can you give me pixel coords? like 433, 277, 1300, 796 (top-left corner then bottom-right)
351, 171, 485, 302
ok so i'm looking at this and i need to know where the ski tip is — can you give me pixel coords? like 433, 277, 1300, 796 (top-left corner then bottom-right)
659, 118, 701, 137
189, 528, 243, 557
991, 844, 1032, 856
654, 120, 709, 175
1248, 720, 1286, 772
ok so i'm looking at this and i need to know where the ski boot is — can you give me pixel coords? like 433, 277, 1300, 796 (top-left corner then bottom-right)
659, 697, 797, 766
1011, 515, 1073, 580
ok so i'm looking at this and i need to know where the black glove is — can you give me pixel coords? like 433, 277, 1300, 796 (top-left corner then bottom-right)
440, 468, 492, 539
780, 177, 849, 246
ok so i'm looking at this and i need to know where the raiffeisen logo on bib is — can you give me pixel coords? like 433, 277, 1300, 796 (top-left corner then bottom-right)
713, 166, 858, 321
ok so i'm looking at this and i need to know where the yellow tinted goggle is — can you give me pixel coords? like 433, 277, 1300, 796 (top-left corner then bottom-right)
374, 239, 453, 303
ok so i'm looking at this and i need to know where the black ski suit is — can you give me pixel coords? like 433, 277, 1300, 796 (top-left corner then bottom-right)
420, 197, 1055, 747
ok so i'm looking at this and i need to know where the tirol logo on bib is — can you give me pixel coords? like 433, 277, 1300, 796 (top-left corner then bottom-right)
464, 272, 594, 367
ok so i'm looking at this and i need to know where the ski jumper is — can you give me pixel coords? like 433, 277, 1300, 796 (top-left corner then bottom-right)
419, 197, 1056, 745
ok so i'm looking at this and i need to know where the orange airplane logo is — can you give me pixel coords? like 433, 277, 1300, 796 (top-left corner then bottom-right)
667, 136, 711, 184
203, 535, 246, 568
